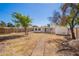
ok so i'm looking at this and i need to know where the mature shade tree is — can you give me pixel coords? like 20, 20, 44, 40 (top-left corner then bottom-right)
7, 22, 15, 27
47, 24, 50, 27
12, 12, 32, 35
0, 21, 6, 27
15, 23, 21, 27
48, 11, 61, 25
61, 3, 79, 39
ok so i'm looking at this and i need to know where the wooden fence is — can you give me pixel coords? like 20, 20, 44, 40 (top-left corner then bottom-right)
64, 28, 79, 39
74, 28, 79, 39
0, 27, 25, 34
0, 27, 79, 39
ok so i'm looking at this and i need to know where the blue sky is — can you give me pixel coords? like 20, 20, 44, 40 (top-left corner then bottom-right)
0, 3, 61, 26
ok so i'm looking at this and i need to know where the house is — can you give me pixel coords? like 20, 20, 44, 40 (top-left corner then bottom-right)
32, 26, 52, 33
31, 25, 69, 35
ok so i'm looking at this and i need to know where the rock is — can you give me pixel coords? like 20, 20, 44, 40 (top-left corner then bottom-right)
68, 39, 79, 50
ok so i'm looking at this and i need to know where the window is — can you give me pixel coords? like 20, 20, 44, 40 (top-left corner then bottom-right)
38, 28, 41, 31
35, 28, 37, 31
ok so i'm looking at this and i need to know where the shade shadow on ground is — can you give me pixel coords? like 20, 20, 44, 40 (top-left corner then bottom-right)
0, 35, 24, 42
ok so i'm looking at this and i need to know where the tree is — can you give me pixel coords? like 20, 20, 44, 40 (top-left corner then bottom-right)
0, 21, 6, 27
61, 3, 79, 39
7, 22, 15, 27
12, 12, 32, 35
47, 24, 50, 27
48, 11, 61, 25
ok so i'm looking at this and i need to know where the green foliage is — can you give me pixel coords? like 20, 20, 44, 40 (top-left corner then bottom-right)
61, 3, 79, 39
12, 12, 32, 28
75, 17, 79, 25
7, 22, 15, 27
12, 12, 32, 35
61, 3, 79, 28
0, 21, 6, 27
47, 24, 50, 27
15, 23, 21, 27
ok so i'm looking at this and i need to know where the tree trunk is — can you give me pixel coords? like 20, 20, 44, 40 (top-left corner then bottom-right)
70, 27, 76, 39
24, 27, 28, 35
69, 11, 79, 39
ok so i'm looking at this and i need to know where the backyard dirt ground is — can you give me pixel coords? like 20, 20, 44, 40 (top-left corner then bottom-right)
0, 32, 69, 56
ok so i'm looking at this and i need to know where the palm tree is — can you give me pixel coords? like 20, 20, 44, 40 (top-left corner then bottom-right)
12, 12, 32, 35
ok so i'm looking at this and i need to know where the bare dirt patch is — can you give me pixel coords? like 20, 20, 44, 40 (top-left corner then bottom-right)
0, 32, 77, 56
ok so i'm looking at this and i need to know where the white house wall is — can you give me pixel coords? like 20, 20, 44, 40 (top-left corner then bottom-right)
55, 26, 68, 35
33, 27, 51, 33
